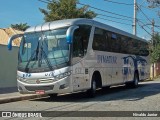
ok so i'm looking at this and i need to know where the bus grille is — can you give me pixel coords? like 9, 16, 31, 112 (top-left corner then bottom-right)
25, 86, 54, 91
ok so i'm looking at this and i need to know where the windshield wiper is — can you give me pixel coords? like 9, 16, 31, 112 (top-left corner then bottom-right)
24, 43, 39, 72
40, 47, 53, 71
24, 51, 36, 72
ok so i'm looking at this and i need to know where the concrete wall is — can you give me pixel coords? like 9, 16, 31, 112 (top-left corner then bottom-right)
0, 45, 19, 88
154, 62, 160, 77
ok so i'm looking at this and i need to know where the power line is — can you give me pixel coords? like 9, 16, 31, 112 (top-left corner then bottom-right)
39, 0, 157, 33
38, 0, 49, 4
155, 25, 160, 31
97, 13, 133, 22
39, 0, 132, 26
96, 17, 132, 26
137, 5, 152, 23
138, 19, 160, 33
137, 19, 152, 30
137, 21, 152, 36
77, 2, 133, 19
39, 0, 145, 22
103, 0, 133, 6
137, 5, 160, 31
46, 0, 52, 2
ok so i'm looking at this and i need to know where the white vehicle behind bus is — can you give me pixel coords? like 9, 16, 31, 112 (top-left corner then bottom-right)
8, 18, 150, 97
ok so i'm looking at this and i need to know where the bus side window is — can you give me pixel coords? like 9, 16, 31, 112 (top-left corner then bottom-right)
111, 33, 120, 52
92, 27, 108, 51
72, 25, 91, 64
121, 36, 128, 54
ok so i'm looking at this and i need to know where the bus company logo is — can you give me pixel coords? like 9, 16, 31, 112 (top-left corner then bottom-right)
122, 56, 147, 77
45, 72, 54, 77
97, 55, 117, 64
36, 80, 40, 84
2, 112, 11, 117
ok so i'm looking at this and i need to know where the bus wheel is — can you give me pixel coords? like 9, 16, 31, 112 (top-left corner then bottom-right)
87, 78, 97, 98
131, 73, 139, 88
49, 94, 58, 99
126, 73, 139, 88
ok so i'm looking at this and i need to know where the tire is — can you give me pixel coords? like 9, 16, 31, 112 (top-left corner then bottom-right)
87, 78, 97, 98
49, 93, 58, 99
131, 73, 139, 88
126, 73, 139, 88
103, 86, 110, 90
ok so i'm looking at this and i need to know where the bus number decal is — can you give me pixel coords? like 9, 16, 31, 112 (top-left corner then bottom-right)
23, 73, 31, 78
75, 68, 82, 74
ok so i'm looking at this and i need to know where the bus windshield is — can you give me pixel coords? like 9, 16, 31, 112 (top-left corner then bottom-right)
18, 27, 69, 72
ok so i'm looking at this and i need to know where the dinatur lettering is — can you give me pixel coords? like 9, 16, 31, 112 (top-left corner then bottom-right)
97, 55, 117, 64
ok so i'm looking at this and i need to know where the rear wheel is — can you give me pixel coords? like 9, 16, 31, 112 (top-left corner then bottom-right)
131, 73, 139, 88
126, 73, 139, 88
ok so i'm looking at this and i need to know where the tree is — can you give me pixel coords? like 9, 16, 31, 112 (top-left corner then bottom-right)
147, 0, 160, 16
147, 0, 160, 8
150, 33, 160, 63
11, 23, 30, 31
39, 0, 96, 22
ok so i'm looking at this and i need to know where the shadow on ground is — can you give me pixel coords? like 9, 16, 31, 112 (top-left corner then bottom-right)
0, 87, 18, 94
31, 81, 160, 103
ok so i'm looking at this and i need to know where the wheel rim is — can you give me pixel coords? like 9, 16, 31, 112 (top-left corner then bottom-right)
92, 80, 96, 93
135, 76, 138, 86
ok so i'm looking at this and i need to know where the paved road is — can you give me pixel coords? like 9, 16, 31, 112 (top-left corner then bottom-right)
0, 79, 160, 120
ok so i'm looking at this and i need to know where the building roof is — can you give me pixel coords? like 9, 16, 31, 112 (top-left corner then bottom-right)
0, 27, 23, 46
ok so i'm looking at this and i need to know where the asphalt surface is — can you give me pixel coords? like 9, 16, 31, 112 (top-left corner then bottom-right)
0, 78, 160, 120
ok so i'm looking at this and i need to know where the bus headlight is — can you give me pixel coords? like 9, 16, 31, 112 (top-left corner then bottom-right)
17, 76, 26, 82
55, 71, 71, 80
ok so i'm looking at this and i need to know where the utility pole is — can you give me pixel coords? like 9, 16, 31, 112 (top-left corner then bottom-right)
133, 0, 137, 35
141, 19, 156, 79
152, 19, 155, 78
152, 19, 155, 43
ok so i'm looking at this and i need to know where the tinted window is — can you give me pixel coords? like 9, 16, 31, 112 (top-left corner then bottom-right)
92, 27, 121, 52
72, 25, 91, 63
92, 27, 110, 51
108, 32, 121, 52
92, 27, 149, 56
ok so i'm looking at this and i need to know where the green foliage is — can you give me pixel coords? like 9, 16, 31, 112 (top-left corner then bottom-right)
11, 23, 30, 31
147, 0, 160, 8
150, 33, 160, 63
39, 0, 97, 22
147, 0, 160, 17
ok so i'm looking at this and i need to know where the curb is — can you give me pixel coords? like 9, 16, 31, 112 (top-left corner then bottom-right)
0, 94, 48, 104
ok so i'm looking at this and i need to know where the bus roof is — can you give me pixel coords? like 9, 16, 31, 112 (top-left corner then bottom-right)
25, 18, 147, 42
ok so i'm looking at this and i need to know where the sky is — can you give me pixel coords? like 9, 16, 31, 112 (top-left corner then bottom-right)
0, 0, 159, 40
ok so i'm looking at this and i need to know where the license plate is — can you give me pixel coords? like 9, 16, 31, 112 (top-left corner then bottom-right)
35, 90, 45, 94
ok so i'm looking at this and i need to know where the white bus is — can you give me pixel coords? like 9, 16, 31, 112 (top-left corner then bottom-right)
8, 18, 150, 97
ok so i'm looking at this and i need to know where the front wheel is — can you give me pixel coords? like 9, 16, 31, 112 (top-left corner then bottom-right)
49, 93, 58, 99
87, 79, 97, 98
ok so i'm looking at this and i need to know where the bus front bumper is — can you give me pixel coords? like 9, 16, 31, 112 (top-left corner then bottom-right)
17, 76, 73, 95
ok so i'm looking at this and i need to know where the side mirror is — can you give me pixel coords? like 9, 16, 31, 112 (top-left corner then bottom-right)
8, 34, 23, 50
66, 26, 79, 44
